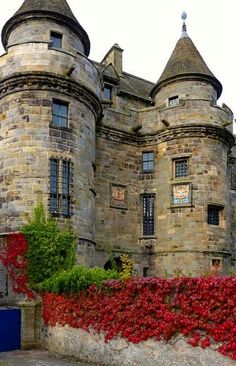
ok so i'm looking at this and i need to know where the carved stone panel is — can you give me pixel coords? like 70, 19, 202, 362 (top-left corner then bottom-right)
172, 183, 191, 206
110, 183, 127, 209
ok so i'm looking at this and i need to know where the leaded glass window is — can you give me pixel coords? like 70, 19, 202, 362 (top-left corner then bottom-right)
142, 152, 154, 172
52, 100, 68, 128
143, 194, 155, 236
175, 158, 188, 178
49, 158, 72, 217
208, 205, 221, 226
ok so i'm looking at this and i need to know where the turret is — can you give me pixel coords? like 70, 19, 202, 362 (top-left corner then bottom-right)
0, 0, 102, 267
146, 14, 234, 275
151, 20, 222, 102
2, 0, 90, 55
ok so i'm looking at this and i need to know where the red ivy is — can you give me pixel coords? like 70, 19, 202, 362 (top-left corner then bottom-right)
0, 233, 34, 299
43, 277, 236, 360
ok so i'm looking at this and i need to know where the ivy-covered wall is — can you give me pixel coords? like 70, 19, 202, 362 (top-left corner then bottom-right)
42, 277, 236, 362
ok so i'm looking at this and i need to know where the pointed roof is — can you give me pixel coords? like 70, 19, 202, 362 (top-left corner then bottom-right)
102, 64, 120, 83
150, 29, 222, 99
1, 0, 90, 55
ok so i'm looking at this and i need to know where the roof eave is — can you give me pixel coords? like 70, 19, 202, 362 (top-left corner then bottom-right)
150, 73, 222, 99
1, 10, 90, 56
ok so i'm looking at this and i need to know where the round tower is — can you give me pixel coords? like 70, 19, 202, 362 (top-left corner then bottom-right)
0, 0, 102, 263
147, 16, 234, 276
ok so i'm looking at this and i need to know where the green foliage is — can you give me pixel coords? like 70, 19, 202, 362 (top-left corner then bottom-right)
120, 254, 133, 280
21, 204, 76, 287
39, 265, 120, 294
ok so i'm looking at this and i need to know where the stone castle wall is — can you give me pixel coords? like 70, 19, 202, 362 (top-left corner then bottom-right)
43, 325, 235, 366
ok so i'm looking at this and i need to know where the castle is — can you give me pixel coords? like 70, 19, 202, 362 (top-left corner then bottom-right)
0, 0, 236, 298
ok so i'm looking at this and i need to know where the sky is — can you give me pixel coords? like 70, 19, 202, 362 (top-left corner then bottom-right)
0, 0, 235, 120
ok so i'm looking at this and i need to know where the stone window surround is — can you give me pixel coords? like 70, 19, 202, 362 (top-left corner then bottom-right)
141, 193, 155, 237
171, 153, 191, 181
207, 204, 224, 226
51, 99, 69, 128
49, 157, 73, 217
50, 30, 63, 49
168, 95, 179, 107
103, 83, 113, 101
142, 151, 154, 173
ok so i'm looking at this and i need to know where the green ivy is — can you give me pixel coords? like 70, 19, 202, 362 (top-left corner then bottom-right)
21, 204, 76, 287
38, 265, 120, 294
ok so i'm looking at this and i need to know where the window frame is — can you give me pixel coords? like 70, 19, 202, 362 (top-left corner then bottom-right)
103, 84, 113, 101
142, 193, 155, 236
173, 157, 189, 178
50, 31, 63, 49
207, 205, 223, 226
168, 95, 179, 107
49, 158, 72, 217
142, 151, 154, 173
52, 100, 69, 128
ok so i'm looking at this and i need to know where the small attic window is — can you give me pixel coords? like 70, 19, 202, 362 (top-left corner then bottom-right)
50, 32, 62, 49
103, 84, 113, 101
168, 96, 179, 107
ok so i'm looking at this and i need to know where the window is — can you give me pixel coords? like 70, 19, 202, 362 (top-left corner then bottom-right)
211, 258, 222, 273
169, 96, 179, 107
49, 158, 72, 217
142, 152, 154, 172
103, 84, 113, 100
143, 194, 155, 236
174, 158, 189, 178
50, 31, 62, 48
207, 205, 222, 225
52, 100, 68, 128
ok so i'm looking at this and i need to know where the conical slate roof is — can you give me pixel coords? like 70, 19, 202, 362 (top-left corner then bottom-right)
1, 0, 90, 55
150, 33, 222, 98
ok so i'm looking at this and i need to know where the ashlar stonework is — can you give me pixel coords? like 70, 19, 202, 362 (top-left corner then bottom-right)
0, 0, 236, 299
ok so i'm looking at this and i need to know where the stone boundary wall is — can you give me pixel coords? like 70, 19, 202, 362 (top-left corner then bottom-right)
43, 325, 235, 366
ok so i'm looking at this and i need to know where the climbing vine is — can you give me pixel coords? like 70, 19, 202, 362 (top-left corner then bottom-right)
43, 276, 236, 360
0, 233, 34, 299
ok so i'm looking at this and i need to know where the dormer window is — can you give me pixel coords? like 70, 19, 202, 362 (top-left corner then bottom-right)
50, 31, 62, 49
169, 96, 179, 107
103, 84, 113, 101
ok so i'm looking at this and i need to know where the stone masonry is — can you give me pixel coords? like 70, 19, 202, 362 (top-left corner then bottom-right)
0, 0, 235, 297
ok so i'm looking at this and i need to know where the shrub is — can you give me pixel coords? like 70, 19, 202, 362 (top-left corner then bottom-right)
22, 204, 76, 287
120, 254, 133, 280
39, 265, 120, 294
